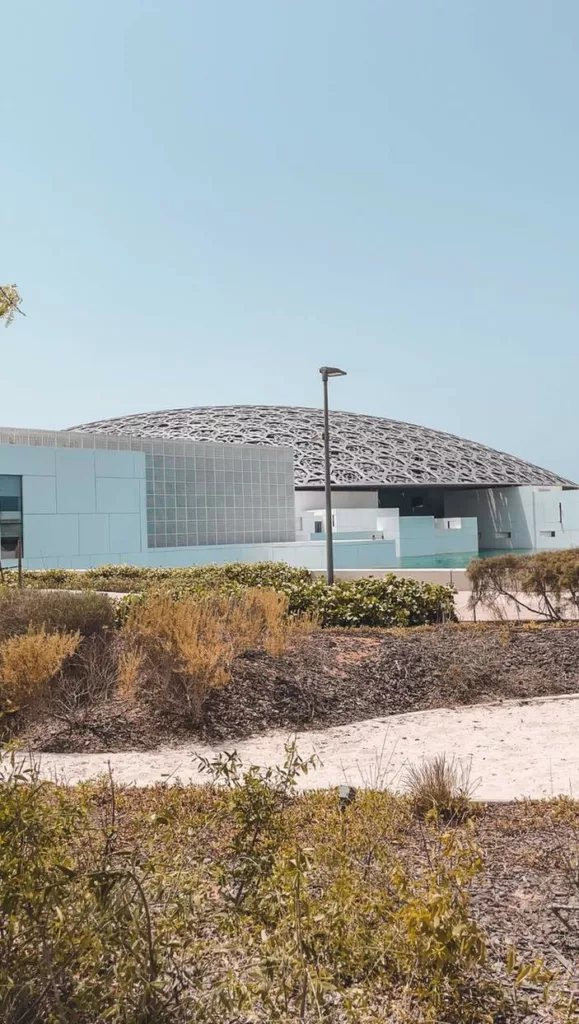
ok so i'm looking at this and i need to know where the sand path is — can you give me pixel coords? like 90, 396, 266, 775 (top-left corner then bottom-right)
32, 693, 579, 801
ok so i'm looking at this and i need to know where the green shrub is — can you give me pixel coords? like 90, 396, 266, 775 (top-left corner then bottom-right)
0, 588, 115, 639
467, 548, 579, 620
281, 575, 456, 627
0, 751, 175, 1023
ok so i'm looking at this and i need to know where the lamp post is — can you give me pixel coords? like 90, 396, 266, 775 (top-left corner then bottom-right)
319, 365, 347, 585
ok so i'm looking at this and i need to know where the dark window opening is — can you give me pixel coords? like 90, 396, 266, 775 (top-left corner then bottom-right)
314, 520, 323, 534
0, 475, 23, 558
0, 496, 20, 513
1, 534, 21, 558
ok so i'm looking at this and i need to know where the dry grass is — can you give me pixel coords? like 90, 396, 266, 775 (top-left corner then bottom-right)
119, 588, 316, 725
0, 626, 80, 712
116, 647, 144, 701
122, 592, 231, 724
405, 754, 477, 821
52, 634, 121, 723
216, 587, 317, 656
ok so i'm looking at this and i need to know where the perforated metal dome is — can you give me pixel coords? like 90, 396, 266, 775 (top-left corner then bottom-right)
69, 406, 573, 488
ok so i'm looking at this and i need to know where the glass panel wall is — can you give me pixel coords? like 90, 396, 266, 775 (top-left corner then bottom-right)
0, 475, 23, 558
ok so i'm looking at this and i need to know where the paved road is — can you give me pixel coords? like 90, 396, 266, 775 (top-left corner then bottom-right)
33, 694, 579, 801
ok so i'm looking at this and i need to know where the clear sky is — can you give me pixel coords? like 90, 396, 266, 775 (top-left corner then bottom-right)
3, 1, 579, 479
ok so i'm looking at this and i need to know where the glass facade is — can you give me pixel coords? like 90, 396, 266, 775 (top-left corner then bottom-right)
0, 475, 23, 558
145, 443, 294, 548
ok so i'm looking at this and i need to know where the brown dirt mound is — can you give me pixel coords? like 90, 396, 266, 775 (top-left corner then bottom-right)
24, 622, 579, 752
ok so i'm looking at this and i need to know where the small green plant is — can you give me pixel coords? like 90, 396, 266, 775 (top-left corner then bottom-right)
196, 742, 317, 910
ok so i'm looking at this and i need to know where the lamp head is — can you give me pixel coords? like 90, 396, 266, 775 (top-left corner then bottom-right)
319, 366, 347, 380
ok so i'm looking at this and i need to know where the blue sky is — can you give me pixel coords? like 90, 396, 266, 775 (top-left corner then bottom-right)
3, 1, 579, 479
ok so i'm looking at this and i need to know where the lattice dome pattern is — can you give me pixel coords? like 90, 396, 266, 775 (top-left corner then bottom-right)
70, 406, 573, 488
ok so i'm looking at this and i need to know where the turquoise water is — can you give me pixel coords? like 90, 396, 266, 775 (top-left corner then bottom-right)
396, 549, 535, 570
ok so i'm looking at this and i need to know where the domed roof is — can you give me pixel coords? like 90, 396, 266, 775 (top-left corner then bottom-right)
69, 405, 573, 488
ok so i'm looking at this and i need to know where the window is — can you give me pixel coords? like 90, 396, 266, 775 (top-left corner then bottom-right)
495, 531, 512, 539
0, 475, 23, 559
314, 520, 323, 534
540, 530, 556, 538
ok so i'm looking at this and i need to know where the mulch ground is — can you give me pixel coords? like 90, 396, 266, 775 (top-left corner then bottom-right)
24, 621, 579, 753
468, 802, 579, 1019
204, 622, 579, 740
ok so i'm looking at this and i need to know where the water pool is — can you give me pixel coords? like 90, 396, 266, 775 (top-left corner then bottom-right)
395, 549, 535, 570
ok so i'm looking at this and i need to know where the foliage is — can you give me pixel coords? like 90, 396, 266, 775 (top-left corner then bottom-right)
281, 575, 456, 627
0, 750, 183, 1023
195, 742, 318, 912
467, 548, 579, 620
0, 587, 115, 640
9, 562, 456, 628
0, 626, 80, 715
0, 283, 22, 327
405, 754, 477, 822
120, 588, 317, 724
6, 560, 312, 594
0, 746, 518, 1024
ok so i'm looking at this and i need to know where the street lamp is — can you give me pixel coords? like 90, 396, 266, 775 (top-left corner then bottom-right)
319, 365, 347, 584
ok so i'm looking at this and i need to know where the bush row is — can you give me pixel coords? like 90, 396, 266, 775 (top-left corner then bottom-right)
280, 576, 455, 627
1, 560, 312, 593
1, 562, 457, 629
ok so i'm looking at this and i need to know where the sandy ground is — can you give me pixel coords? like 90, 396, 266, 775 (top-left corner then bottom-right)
33, 693, 579, 801
454, 591, 578, 621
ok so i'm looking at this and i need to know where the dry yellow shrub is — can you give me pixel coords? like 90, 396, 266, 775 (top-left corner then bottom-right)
122, 592, 233, 723
0, 626, 80, 709
121, 588, 316, 723
230, 588, 317, 656
116, 648, 144, 701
